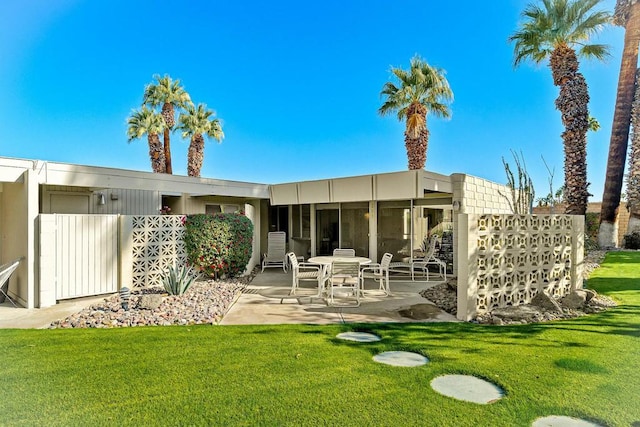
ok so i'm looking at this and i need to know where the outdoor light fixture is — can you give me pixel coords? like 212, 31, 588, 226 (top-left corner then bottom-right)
97, 193, 106, 205
119, 287, 130, 310
452, 201, 461, 211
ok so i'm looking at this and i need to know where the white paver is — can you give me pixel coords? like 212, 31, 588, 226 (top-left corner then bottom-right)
430, 374, 503, 404
372, 351, 428, 367
532, 416, 604, 427
336, 332, 381, 342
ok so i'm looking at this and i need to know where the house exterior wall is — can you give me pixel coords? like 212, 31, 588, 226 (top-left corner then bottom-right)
41, 185, 160, 215
1, 169, 38, 308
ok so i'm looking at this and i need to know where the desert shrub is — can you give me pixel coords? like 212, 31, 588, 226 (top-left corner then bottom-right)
183, 213, 253, 278
162, 263, 197, 295
623, 231, 640, 249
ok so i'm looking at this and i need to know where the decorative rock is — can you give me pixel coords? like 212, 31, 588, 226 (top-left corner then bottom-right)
492, 305, 542, 322
581, 288, 597, 302
138, 294, 163, 310
561, 291, 587, 310
531, 292, 563, 313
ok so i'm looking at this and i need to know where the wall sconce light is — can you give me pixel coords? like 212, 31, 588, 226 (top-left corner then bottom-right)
97, 193, 106, 205
110, 193, 119, 201
452, 200, 461, 211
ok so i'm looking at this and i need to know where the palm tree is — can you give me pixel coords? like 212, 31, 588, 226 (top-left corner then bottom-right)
599, 0, 640, 246
142, 74, 193, 174
510, 0, 610, 215
126, 106, 166, 173
378, 55, 453, 170
177, 103, 224, 177
627, 68, 640, 235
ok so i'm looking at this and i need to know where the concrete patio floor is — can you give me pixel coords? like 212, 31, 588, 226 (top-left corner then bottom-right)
0, 270, 458, 328
220, 270, 458, 325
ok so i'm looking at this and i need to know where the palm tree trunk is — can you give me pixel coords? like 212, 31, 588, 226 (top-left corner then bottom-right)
551, 44, 590, 215
404, 103, 428, 170
628, 68, 640, 234
187, 134, 205, 177
147, 133, 166, 173
162, 103, 175, 174
599, 1, 640, 246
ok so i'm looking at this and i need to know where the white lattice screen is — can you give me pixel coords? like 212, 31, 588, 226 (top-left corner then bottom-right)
131, 215, 186, 288
458, 214, 584, 321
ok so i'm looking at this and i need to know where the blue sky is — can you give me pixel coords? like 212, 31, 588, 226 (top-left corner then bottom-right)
0, 0, 623, 202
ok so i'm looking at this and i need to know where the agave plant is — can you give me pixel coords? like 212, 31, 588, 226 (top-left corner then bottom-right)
162, 263, 198, 296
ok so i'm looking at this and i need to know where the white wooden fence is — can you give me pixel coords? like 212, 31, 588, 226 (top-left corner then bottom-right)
39, 214, 119, 305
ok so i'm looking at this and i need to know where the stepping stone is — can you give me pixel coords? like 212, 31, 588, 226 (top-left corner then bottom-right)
336, 332, 381, 342
430, 374, 503, 404
532, 416, 604, 427
373, 351, 428, 367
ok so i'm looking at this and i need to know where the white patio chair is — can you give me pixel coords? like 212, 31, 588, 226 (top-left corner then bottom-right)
413, 237, 447, 281
332, 248, 355, 257
0, 259, 22, 307
327, 261, 361, 307
287, 252, 324, 296
360, 252, 393, 296
261, 231, 287, 272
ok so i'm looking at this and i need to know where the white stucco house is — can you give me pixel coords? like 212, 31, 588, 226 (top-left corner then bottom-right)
1, 155, 583, 321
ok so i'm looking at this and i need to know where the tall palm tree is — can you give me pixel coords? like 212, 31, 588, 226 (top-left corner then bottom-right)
177, 103, 224, 177
627, 68, 640, 235
599, 0, 640, 246
378, 55, 453, 170
142, 74, 193, 174
510, 0, 610, 215
126, 106, 166, 173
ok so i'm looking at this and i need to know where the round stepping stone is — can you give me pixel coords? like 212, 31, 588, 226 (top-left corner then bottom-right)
532, 416, 604, 427
430, 374, 503, 404
336, 332, 381, 342
373, 351, 428, 367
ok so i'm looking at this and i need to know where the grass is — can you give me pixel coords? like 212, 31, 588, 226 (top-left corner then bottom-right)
1, 252, 639, 426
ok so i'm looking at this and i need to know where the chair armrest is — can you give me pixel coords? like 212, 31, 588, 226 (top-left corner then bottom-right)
361, 263, 382, 273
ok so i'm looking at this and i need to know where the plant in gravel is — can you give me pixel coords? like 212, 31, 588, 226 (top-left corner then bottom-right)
162, 263, 197, 295
183, 213, 253, 278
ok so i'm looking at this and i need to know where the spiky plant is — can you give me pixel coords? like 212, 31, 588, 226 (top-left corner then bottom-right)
126, 106, 166, 173
599, 0, 640, 246
142, 74, 193, 174
379, 55, 453, 170
510, 0, 610, 216
177, 103, 224, 177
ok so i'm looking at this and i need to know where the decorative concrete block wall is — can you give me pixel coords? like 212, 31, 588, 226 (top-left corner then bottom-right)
121, 215, 187, 289
457, 214, 584, 321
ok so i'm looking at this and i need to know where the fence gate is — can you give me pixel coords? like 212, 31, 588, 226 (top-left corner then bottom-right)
40, 214, 119, 301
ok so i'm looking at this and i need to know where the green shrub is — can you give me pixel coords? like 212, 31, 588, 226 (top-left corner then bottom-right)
162, 263, 197, 295
183, 213, 253, 278
623, 231, 640, 249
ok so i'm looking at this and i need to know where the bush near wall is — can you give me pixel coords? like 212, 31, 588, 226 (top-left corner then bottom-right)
183, 213, 253, 278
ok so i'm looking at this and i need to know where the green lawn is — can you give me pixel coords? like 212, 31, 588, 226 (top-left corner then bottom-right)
1, 252, 639, 426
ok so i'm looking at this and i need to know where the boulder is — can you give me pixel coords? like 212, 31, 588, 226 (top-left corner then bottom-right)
492, 305, 543, 323
138, 294, 163, 310
561, 291, 587, 310
531, 291, 562, 313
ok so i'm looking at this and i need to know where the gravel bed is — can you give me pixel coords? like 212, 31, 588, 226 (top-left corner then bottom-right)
49, 275, 252, 329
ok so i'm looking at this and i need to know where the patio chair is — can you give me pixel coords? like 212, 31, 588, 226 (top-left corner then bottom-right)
287, 252, 324, 296
332, 248, 355, 257
388, 237, 442, 281
327, 261, 361, 307
360, 252, 393, 296
261, 231, 287, 272
0, 259, 22, 307
413, 237, 447, 281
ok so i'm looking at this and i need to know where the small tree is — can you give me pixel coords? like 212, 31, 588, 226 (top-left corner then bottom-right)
499, 150, 535, 214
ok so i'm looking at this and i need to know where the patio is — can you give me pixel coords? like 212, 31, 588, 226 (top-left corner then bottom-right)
219, 270, 458, 325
